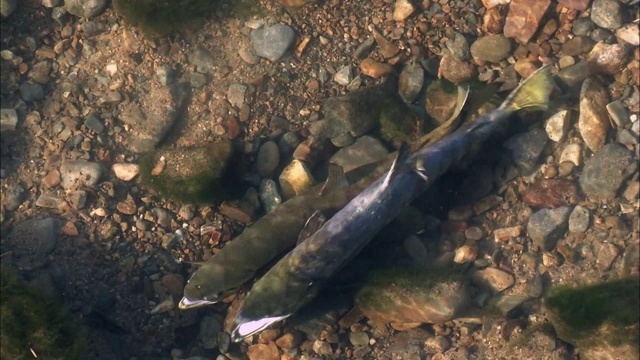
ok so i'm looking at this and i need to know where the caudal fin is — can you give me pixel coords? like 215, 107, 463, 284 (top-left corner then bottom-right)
499, 65, 554, 112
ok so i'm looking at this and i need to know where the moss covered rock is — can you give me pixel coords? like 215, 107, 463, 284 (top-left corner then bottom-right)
0, 267, 84, 360
139, 141, 242, 203
544, 277, 640, 360
355, 267, 470, 325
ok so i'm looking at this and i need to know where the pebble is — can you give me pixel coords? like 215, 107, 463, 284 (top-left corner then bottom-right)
259, 179, 282, 213
199, 315, 222, 349
360, 58, 393, 78
227, 83, 248, 109
562, 36, 597, 57
9, 217, 59, 255
545, 110, 570, 142
596, 243, 619, 270
448, 205, 473, 221
578, 78, 610, 152
68, 190, 87, 209
0, 108, 18, 132
446, 31, 470, 61
155, 64, 175, 86
251, 24, 295, 62
606, 100, 629, 128
354, 38, 376, 60
504, 128, 548, 174
438, 54, 477, 85
482, 6, 505, 35
471, 268, 515, 293
503, 0, 551, 44
278, 131, 301, 158
3, 182, 24, 210
568, 205, 590, 233
188, 46, 214, 74
617, 129, 638, 146
481, 0, 510, 9
84, 113, 105, 133
454, 244, 478, 264
580, 144, 637, 199
239, 47, 260, 64
470, 35, 512, 63
493, 226, 523, 242
527, 207, 571, 251
349, 332, 370, 346
29, 61, 51, 84
112, 163, 140, 181
19, 82, 44, 102
559, 143, 582, 166
189, 72, 207, 88
586, 42, 628, 75
329, 135, 388, 173
556, 61, 590, 89
60, 160, 103, 190
64, 0, 107, 18
590, 0, 622, 30
312, 340, 333, 356
393, 0, 415, 21
177, 204, 196, 221
42, 169, 61, 188
523, 179, 578, 208
150, 296, 174, 314
1, 0, 17, 18
256, 141, 280, 177
334, 65, 353, 86
465, 226, 483, 241
616, 24, 640, 46
51, 7, 68, 25
623, 176, 639, 202
572, 17, 595, 36
371, 29, 400, 59
82, 20, 107, 37
36, 194, 65, 209
279, 159, 315, 200
276, 332, 303, 350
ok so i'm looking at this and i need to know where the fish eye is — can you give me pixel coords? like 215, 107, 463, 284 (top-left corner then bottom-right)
197, 285, 202, 289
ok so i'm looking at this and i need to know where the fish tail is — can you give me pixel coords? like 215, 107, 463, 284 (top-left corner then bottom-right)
499, 65, 554, 113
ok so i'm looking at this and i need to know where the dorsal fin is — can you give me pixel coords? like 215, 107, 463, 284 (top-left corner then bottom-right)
297, 211, 327, 245
382, 142, 411, 188
320, 163, 348, 196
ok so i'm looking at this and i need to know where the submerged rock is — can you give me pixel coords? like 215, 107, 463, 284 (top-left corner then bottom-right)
580, 144, 637, 199
355, 268, 470, 325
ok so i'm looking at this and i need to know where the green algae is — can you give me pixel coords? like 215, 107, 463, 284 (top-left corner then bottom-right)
0, 267, 84, 360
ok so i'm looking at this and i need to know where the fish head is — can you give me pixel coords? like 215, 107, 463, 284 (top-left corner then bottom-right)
231, 314, 290, 342
179, 263, 237, 309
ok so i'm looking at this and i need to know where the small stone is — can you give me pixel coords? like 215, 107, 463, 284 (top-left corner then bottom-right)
112, 163, 140, 181
1, 0, 17, 17
36, 194, 65, 209
454, 244, 478, 264
19, 83, 44, 102
425, 336, 450, 353
239, 47, 260, 64
259, 179, 282, 213
116, 194, 137, 215
279, 160, 315, 200
0, 108, 18, 132
596, 243, 619, 271
371, 29, 400, 59
349, 332, 369, 346
329, 135, 389, 173
580, 144, 637, 199
591, 0, 622, 31
68, 190, 87, 209
84, 113, 105, 133
545, 110, 570, 142
493, 226, 523, 242
155, 64, 175, 86
503, 0, 551, 44
60, 160, 103, 190
481, 0, 510, 9
247, 343, 280, 360
199, 315, 223, 350
251, 24, 296, 62
276, 332, 303, 350
227, 83, 248, 108
623, 177, 639, 202
465, 226, 483, 241
482, 6, 505, 35
587, 42, 628, 75
393, 0, 415, 21
561, 36, 596, 56
29, 60, 51, 84
64, 0, 107, 18
471, 268, 515, 293
334, 65, 353, 86
523, 179, 579, 208
616, 24, 640, 46
558, 0, 589, 10
606, 100, 629, 128
446, 31, 470, 61
312, 340, 333, 357
354, 37, 376, 59
527, 207, 571, 251
360, 58, 393, 78
9, 217, 59, 255
177, 204, 196, 221
579, 78, 610, 152
558, 56, 576, 69
398, 62, 424, 103
568, 205, 590, 233
448, 206, 473, 221
3, 183, 24, 210
42, 169, 61, 188
504, 128, 548, 174
438, 54, 477, 85
473, 195, 502, 215
62, 221, 78, 236
150, 296, 174, 314
470, 35, 512, 63
560, 143, 582, 166
257, 141, 280, 177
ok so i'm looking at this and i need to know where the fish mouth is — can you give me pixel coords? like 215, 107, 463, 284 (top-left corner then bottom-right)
178, 297, 218, 309
231, 315, 290, 342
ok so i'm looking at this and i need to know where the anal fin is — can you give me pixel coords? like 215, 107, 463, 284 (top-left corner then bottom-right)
382, 142, 412, 188
297, 211, 327, 245
320, 163, 348, 196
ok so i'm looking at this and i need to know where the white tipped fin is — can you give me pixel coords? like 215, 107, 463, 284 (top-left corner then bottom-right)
383, 142, 411, 188
297, 211, 327, 245
231, 315, 290, 342
320, 163, 348, 196
178, 297, 217, 310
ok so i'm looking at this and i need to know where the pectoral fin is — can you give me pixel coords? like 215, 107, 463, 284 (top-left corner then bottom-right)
320, 163, 348, 196
297, 211, 327, 245
383, 142, 411, 188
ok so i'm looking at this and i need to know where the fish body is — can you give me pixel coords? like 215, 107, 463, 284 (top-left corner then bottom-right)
231, 66, 554, 341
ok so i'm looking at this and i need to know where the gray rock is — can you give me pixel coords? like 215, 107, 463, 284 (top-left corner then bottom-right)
590, 27, 613, 42
1, 0, 17, 18
68, 190, 87, 209
60, 160, 103, 190
580, 144, 637, 199
354, 37, 376, 59
19, 82, 45, 102
561, 36, 596, 56
36, 194, 65, 209
504, 128, 549, 174
470, 35, 512, 63
446, 31, 470, 61
41, 0, 60, 7
527, 207, 571, 251
572, 17, 595, 36
334, 65, 353, 86
259, 179, 281, 213
596, 242, 619, 270
155, 64, 175, 86
568, 205, 590, 233
256, 140, 280, 177
189, 72, 207, 88
227, 83, 248, 109
238, 47, 260, 64
10, 217, 59, 255
188, 46, 215, 74
349, 332, 369, 347
471, 267, 515, 293
84, 113, 104, 133
97, 90, 122, 106
3, 182, 24, 210
555, 61, 590, 89
51, 6, 68, 25
279, 131, 301, 158
617, 129, 638, 146
591, 0, 622, 30
329, 135, 389, 173
199, 315, 222, 349
0, 108, 18, 132
29, 61, 51, 84
64, 0, 107, 18
250, 24, 296, 62
398, 62, 424, 103
81, 20, 107, 37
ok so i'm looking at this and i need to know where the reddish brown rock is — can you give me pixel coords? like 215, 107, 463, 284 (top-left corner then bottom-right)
579, 78, 610, 152
558, 0, 590, 10
483, 6, 506, 35
42, 169, 61, 188
481, 0, 510, 9
372, 29, 400, 59
247, 342, 280, 360
360, 58, 394, 78
523, 178, 580, 208
222, 116, 241, 140
587, 42, 629, 75
438, 54, 478, 84
504, 0, 551, 44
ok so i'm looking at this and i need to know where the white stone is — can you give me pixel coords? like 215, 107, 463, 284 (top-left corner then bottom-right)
545, 110, 570, 142
0, 108, 18, 132
616, 23, 640, 46
560, 143, 582, 166
393, 0, 416, 21
112, 163, 140, 181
